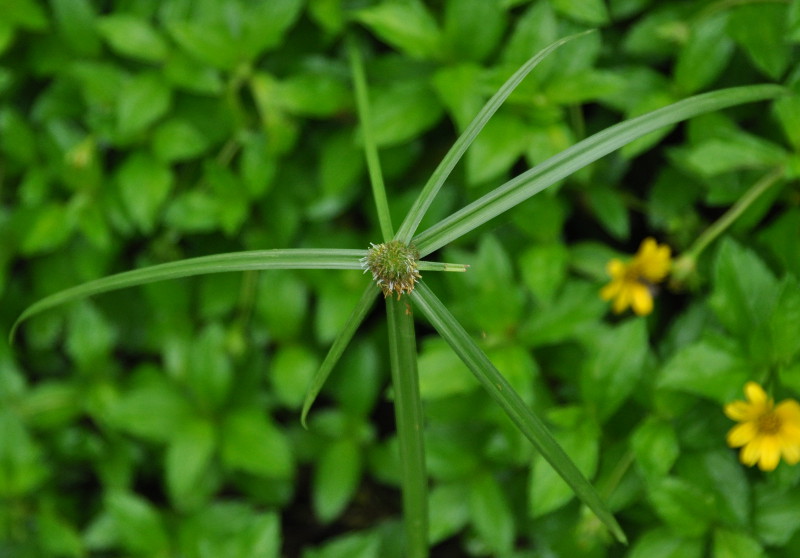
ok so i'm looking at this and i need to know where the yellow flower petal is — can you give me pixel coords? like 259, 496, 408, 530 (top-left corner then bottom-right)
740, 438, 762, 466
781, 443, 800, 465
727, 422, 758, 448
724, 400, 756, 421
744, 382, 769, 406
725, 382, 800, 471
630, 284, 653, 316
757, 437, 781, 471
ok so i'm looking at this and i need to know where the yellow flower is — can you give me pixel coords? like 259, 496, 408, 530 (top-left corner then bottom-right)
724, 382, 800, 471
600, 238, 672, 316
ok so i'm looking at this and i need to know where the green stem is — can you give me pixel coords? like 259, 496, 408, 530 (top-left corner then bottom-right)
685, 167, 784, 261
348, 35, 394, 242
386, 297, 428, 558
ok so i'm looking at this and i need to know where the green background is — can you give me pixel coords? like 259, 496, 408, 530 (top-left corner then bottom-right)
2, 0, 800, 556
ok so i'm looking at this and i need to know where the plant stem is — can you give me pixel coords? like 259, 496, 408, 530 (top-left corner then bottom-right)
386, 296, 428, 558
348, 35, 394, 242
685, 166, 784, 261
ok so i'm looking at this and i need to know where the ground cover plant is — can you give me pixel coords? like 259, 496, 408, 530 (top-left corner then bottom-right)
2, 1, 800, 557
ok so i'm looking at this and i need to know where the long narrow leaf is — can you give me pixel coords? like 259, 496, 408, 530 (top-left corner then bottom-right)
386, 296, 428, 558
301, 283, 379, 428
413, 84, 785, 256
410, 281, 627, 544
349, 34, 394, 242
394, 30, 593, 244
11, 249, 365, 341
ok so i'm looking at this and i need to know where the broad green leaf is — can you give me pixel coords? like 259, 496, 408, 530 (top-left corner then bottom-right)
713, 529, 765, 558
177, 504, 281, 558
753, 485, 800, 546
116, 151, 173, 233
221, 408, 294, 479
413, 84, 785, 256
544, 69, 626, 104
313, 438, 362, 523
443, 0, 507, 62
163, 50, 223, 94
519, 281, 607, 347
51, 0, 101, 56
186, 324, 233, 411
411, 281, 626, 543
0, 107, 36, 164
355, 0, 442, 59
167, 20, 239, 69
465, 111, 529, 184
396, 31, 591, 243
428, 483, 470, 544
519, 243, 569, 306
1, 0, 47, 30
627, 528, 704, 558
774, 94, 800, 149
107, 372, 193, 443
37, 512, 84, 558
272, 345, 320, 409
275, 73, 351, 118
431, 63, 483, 130
657, 338, 750, 403
690, 450, 750, 529
709, 239, 778, 338
0, 408, 47, 497
303, 531, 380, 558
239, 0, 303, 57
19, 202, 75, 255
17, 381, 82, 429
152, 118, 209, 162
166, 419, 216, 510
370, 79, 444, 148
469, 471, 514, 555
756, 207, 800, 278
255, 271, 309, 343
728, 4, 791, 78
65, 301, 116, 366
679, 134, 787, 177
501, 0, 558, 66
417, 338, 476, 399
674, 14, 734, 94
631, 417, 679, 481
647, 477, 716, 537
12, 249, 364, 341
581, 319, 648, 421
240, 133, 277, 197
769, 276, 800, 365
552, 0, 609, 25
584, 185, 630, 240
116, 71, 171, 138
96, 14, 168, 62
105, 491, 169, 555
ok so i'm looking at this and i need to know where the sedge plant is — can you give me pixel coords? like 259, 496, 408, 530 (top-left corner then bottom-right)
11, 31, 784, 557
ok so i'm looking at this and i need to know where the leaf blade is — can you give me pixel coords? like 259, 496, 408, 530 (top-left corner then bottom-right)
301, 283, 378, 427
394, 30, 594, 243
410, 281, 626, 543
12, 249, 365, 342
413, 84, 785, 256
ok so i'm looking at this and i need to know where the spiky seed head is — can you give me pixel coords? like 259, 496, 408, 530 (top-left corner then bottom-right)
361, 240, 421, 299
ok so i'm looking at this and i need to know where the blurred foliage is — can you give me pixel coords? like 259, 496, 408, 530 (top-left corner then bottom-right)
2, 0, 800, 557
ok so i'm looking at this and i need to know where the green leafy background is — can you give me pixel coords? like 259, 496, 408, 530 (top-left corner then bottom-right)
2, 0, 800, 556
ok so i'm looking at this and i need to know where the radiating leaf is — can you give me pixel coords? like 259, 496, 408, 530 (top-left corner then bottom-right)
411, 281, 626, 543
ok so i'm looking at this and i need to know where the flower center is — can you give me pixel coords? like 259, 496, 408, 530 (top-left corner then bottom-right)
757, 411, 782, 435
361, 240, 421, 299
